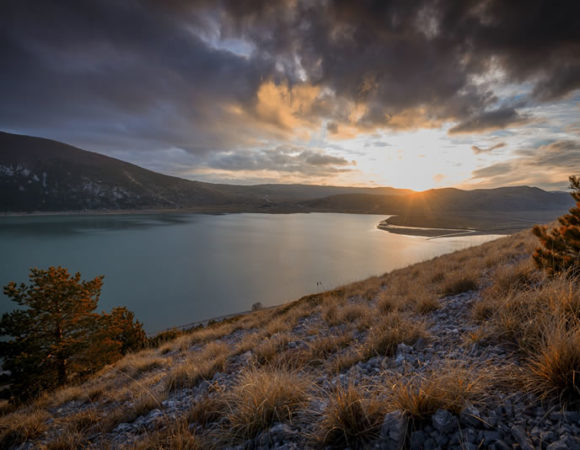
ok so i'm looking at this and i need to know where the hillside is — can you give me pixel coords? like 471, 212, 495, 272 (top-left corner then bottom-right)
2, 229, 580, 449
0, 131, 409, 212
0, 132, 573, 234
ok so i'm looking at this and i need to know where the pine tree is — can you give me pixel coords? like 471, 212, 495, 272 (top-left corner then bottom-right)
0, 267, 146, 402
0, 267, 102, 400
532, 175, 580, 277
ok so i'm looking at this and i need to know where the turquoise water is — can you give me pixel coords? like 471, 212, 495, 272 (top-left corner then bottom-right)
0, 213, 502, 333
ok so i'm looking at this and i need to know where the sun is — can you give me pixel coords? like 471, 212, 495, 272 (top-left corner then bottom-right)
348, 128, 478, 191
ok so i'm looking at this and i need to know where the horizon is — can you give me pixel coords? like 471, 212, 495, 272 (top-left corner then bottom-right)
2, 129, 572, 194
1, 1, 578, 191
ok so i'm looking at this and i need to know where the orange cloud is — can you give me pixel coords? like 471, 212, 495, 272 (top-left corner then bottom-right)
255, 80, 321, 131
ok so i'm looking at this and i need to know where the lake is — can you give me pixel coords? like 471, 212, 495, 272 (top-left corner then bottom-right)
0, 213, 503, 333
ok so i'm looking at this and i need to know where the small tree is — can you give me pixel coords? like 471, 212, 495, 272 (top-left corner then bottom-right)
533, 175, 580, 277
0, 266, 145, 402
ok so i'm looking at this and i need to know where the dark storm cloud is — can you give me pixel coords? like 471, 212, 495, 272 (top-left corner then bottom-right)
449, 108, 529, 134
1, 0, 579, 158
0, 0, 272, 154
208, 146, 355, 175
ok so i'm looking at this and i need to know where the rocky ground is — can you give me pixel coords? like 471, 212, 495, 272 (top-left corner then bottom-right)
22, 292, 577, 449
6, 231, 580, 449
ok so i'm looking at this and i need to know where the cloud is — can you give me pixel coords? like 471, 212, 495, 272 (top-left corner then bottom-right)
469, 140, 580, 188
0, 0, 579, 170
207, 146, 356, 176
523, 140, 580, 168
472, 162, 514, 179
449, 108, 528, 134
471, 142, 506, 154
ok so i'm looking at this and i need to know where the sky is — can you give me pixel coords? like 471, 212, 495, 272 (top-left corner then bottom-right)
1, 0, 579, 191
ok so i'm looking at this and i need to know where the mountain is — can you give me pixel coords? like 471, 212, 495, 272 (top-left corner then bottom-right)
0, 131, 574, 232
0, 131, 407, 212
0, 132, 247, 211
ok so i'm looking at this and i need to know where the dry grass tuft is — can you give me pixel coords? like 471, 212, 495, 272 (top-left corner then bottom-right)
318, 384, 387, 448
0, 409, 51, 448
132, 419, 207, 450
166, 342, 230, 392
441, 275, 479, 296
330, 348, 366, 374
46, 431, 84, 450
116, 351, 168, 378
225, 367, 310, 443
527, 323, 580, 406
377, 293, 405, 315
253, 334, 290, 365
391, 365, 487, 420
188, 395, 228, 427
414, 293, 440, 314
364, 313, 428, 358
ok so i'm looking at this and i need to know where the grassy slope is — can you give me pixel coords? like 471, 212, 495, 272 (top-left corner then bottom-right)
1, 228, 579, 448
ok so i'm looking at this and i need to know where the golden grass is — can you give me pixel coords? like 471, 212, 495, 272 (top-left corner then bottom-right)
131, 419, 207, 450
527, 322, 580, 406
6, 228, 567, 448
253, 333, 290, 365
165, 341, 230, 392
0, 408, 51, 448
46, 431, 84, 450
413, 292, 440, 314
330, 348, 366, 373
224, 367, 310, 443
441, 275, 479, 296
317, 384, 387, 448
188, 395, 228, 427
116, 351, 168, 378
390, 365, 487, 419
165, 356, 227, 393
364, 313, 428, 358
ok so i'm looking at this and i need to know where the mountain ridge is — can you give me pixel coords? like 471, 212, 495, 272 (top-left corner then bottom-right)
0, 131, 573, 233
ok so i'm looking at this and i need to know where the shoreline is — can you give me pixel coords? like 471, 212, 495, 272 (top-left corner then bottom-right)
376, 218, 476, 238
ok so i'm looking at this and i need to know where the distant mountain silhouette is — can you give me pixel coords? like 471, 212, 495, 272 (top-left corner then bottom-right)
0, 131, 573, 232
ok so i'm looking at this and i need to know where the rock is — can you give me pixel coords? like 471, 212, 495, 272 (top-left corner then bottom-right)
541, 430, 557, 443
414, 337, 427, 350
380, 410, 407, 449
432, 409, 458, 434
460, 404, 481, 428
113, 422, 134, 433
562, 411, 580, 422
490, 441, 511, 450
511, 425, 534, 450
423, 438, 437, 450
410, 430, 427, 449
547, 436, 580, 450
483, 430, 501, 444
269, 423, 298, 443
255, 423, 298, 447
239, 350, 253, 364
485, 410, 498, 428
397, 343, 412, 354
